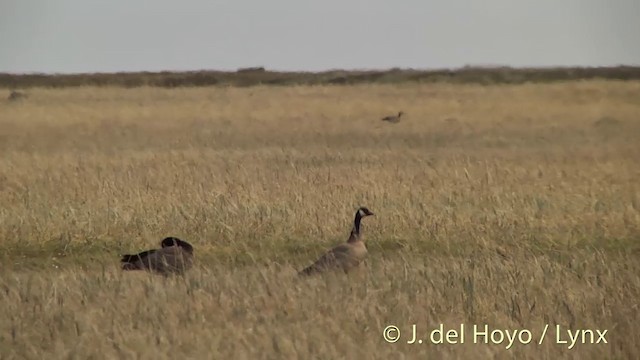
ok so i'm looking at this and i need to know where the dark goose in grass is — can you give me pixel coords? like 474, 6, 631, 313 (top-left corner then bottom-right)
381, 111, 404, 123
121, 237, 194, 276
299, 207, 375, 276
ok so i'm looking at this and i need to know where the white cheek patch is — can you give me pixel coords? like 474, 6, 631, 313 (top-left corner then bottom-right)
358, 209, 365, 217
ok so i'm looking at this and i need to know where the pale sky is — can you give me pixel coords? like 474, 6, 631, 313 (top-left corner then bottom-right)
1, 0, 639, 74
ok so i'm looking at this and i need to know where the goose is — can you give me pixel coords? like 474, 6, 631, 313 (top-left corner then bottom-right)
121, 237, 194, 276
8, 90, 27, 101
381, 111, 403, 123
299, 207, 375, 276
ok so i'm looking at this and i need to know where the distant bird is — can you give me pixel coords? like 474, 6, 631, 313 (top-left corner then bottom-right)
7, 90, 27, 102
121, 237, 194, 276
381, 111, 404, 123
299, 207, 375, 276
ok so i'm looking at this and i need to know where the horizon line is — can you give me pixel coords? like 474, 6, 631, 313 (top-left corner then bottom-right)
2, 64, 639, 77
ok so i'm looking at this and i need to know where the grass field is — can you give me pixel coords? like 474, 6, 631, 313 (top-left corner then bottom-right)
1, 81, 639, 359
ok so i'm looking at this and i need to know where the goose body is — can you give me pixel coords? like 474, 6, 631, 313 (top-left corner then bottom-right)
8, 91, 27, 101
300, 207, 374, 276
381, 111, 403, 123
121, 237, 194, 276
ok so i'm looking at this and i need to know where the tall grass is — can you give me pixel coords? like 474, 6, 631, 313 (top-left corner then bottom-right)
0, 81, 639, 358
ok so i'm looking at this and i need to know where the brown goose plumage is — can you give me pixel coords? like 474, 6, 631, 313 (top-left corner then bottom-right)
121, 237, 194, 276
7, 90, 27, 101
299, 207, 374, 276
381, 111, 403, 123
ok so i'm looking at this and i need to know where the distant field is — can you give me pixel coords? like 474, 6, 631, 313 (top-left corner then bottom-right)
0, 81, 639, 358
2, 65, 640, 88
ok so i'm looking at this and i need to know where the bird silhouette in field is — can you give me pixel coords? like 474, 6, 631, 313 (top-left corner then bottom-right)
7, 90, 27, 102
121, 237, 194, 276
381, 111, 404, 123
299, 207, 375, 276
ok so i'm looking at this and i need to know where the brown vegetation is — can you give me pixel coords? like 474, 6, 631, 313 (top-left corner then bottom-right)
0, 81, 639, 358
2, 66, 640, 89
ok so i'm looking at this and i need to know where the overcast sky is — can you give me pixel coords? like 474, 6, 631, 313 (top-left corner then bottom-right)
1, 0, 639, 74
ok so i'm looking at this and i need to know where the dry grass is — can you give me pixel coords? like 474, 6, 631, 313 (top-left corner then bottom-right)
1, 81, 639, 359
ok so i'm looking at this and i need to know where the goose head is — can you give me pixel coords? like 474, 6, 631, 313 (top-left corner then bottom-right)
357, 207, 375, 217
